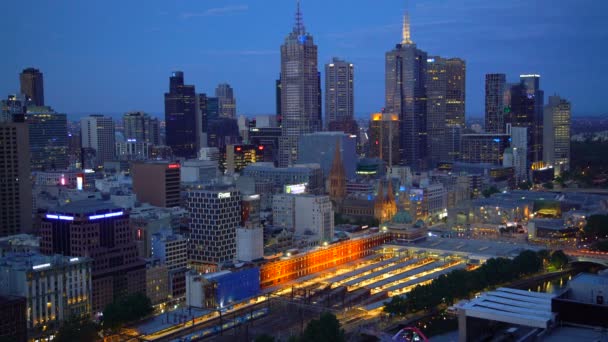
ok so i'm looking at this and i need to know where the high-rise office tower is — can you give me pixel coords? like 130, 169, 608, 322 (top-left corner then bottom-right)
165, 71, 197, 158
506, 74, 544, 167
325, 58, 354, 128
80, 115, 115, 167
385, 12, 428, 170
215, 83, 237, 119
275, 78, 282, 125
19, 68, 44, 106
543, 95, 571, 172
25, 106, 68, 171
278, 1, 321, 167
123, 111, 160, 145
132, 161, 181, 207
426, 57, 466, 166
0, 116, 32, 237
445, 58, 466, 127
485, 73, 507, 133
369, 112, 400, 167
187, 187, 240, 273
41, 201, 145, 312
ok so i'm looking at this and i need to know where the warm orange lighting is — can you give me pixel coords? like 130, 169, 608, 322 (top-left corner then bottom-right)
168, 163, 180, 169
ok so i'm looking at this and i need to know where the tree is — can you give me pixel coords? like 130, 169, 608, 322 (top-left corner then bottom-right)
584, 215, 608, 240
299, 312, 345, 342
595, 240, 608, 252
518, 181, 532, 190
384, 296, 408, 316
482, 186, 500, 198
549, 250, 569, 270
255, 334, 276, 342
542, 182, 554, 189
55, 318, 100, 342
103, 292, 153, 329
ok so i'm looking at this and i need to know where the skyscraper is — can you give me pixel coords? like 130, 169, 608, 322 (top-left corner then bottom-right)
165, 71, 197, 158
543, 95, 571, 172
369, 112, 400, 167
278, 1, 321, 167
25, 106, 68, 171
215, 83, 237, 119
19, 68, 44, 106
485, 73, 507, 133
132, 161, 181, 208
325, 57, 354, 128
0, 116, 32, 237
426, 57, 466, 166
505, 75, 544, 167
385, 12, 428, 170
123, 111, 160, 145
80, 115, 115, 167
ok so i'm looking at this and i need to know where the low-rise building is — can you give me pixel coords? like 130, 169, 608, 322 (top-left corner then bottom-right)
186, 268, 260, 309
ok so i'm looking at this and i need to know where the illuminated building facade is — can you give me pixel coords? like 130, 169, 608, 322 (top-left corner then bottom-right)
165, 71, 197, 158
123, 111, 160, 145
325, 57, 354, 128
374, 180, 397, 223
19, 68, 44, 106
426, 57, 465, 166
242, 162, 324, 194
132, 161, 181, 208
328, 139, 347, 201
223, 144, 265, 174
369, 112, 400, 166
259, 233, 390, 288
460, 134, 511, 165
278, 2, 321, 167
543, 95, 571, 172
0, 253, 92, 334
385, 12, 428, 170
187, 187, 240, 273
25, 107, 68, 171
485, 73, 507, 133
40, 200, 145, 312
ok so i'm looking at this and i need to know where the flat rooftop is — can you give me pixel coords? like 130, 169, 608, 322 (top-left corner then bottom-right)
50, 199, 121, 214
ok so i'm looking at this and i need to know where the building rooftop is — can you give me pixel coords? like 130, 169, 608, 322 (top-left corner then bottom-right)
50, 199, 122, 215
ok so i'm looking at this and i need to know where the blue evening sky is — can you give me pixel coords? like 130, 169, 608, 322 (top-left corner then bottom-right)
1, 0, 606, 119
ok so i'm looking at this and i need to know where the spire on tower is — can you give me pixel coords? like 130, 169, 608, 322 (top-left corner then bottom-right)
402, 12, 413, 45
293, 0, 306, 35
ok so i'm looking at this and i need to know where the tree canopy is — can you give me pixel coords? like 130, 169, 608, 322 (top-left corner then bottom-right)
384, 250, 546, 315
102, 292, 153, 330
55, 318, 100, 342
549, 250, 569, 270
584, 215, 608, 240
298, 312, 345, 342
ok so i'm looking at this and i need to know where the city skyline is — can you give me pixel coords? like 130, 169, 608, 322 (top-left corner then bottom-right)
1, 0, 606, 118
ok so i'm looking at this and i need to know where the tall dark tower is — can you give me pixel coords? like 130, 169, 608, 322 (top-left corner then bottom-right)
485, 73, 507, 133
329, 139, 346, 201
20, 68, 44, 106
385, 12, 428, 170
164, 71, 197, 158
278, 0, 321, 167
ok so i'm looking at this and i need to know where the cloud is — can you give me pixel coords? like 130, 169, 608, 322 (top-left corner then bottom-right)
181, 5, 249, 19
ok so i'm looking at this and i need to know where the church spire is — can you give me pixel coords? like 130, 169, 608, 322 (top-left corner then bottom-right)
293, 0, 306, 35
402, 12, 413, 45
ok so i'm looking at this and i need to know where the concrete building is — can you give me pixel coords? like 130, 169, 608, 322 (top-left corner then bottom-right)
325, 57, 354, 128
20, 67, 44, 106
215, 83, 237, 119
241, 194, 261, 227
278, 2, 321, 167
297, 132, 357, 179
385, 12, 428, 170
272, 194, 334, 243
25, 107, 68, 171
543, 95, 571, 173
145, 258, 169, 306
150, 229, 187, 271
507, 125, 529, 182
223, 144, 264, 174
242, 162, 324, 194
236, 227, 264, 262
0, 117, 32, 236
122, 111, 160, 145
0, 253, 92, 332
80, 115, 115, 167
186, 268, 260, 309
132, 161, 181, 208
460, 133, 510, 165
181, 159, 218, 183
131, 209, 172, 259
40, 200, 145, 312
115, 140, 151, 161
187, 187, 240, 273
